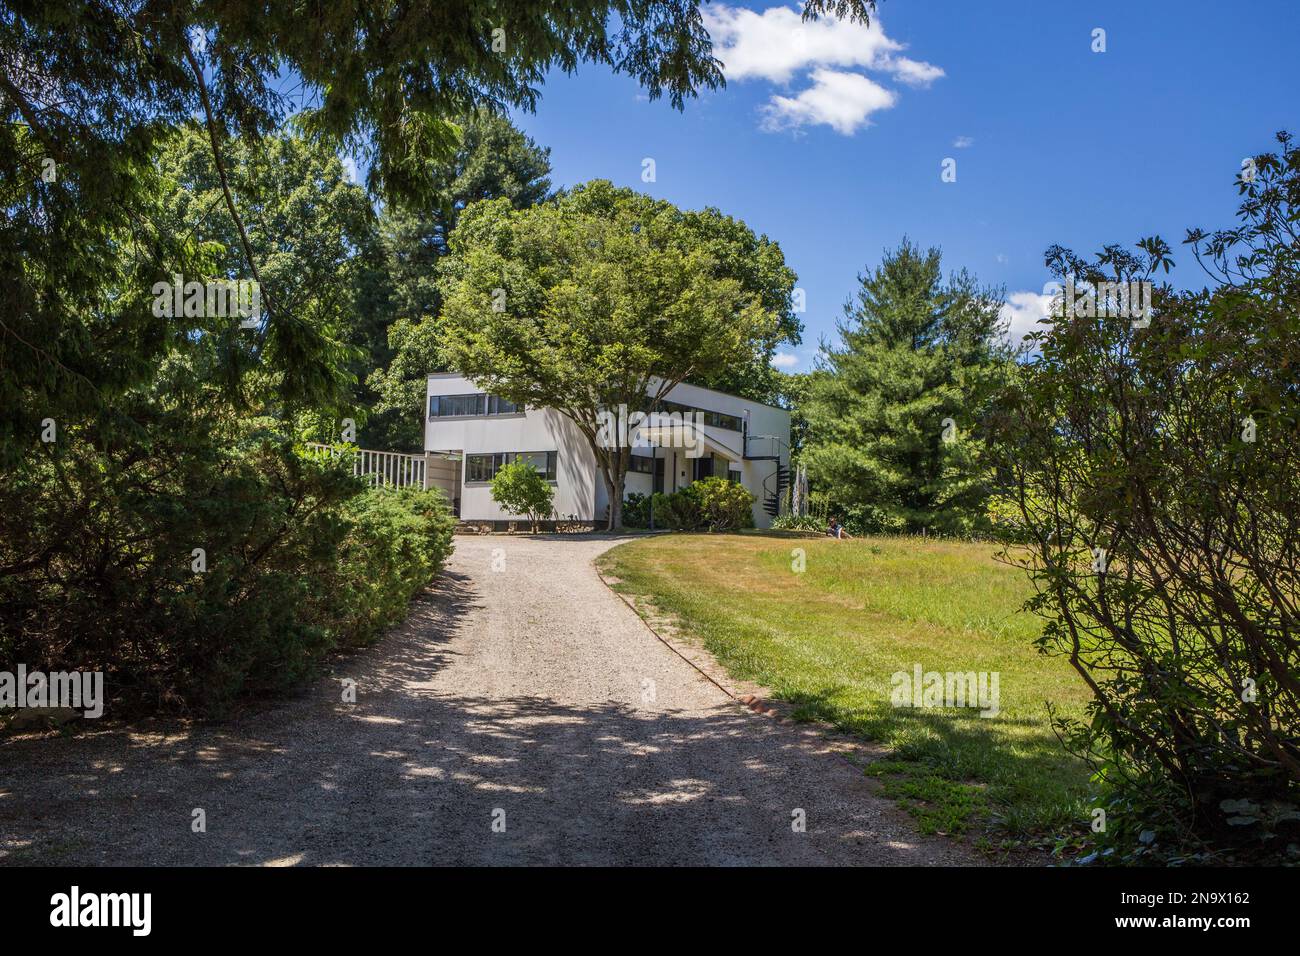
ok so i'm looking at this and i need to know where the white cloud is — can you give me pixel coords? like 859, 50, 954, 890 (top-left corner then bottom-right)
1000, 291, 1055, 345
341, 155, 361, 184
953, 135, 975, 148
701, 4, 942, 135
886, 56, 945, 88
760, 69, 896, 135
702, 4, 901, 83
771, 351, 801, 369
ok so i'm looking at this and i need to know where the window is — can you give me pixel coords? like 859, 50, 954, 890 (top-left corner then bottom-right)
429, 393, 521, 418
465, 451, 557, 483
514, 451, 557, 480
629, 453, 655, 475
465, 453, 495, 482
656, 400, 743, 432
692, 456, 714, 481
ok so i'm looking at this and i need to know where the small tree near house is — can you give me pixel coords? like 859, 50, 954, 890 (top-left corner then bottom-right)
490, 460, 554, 532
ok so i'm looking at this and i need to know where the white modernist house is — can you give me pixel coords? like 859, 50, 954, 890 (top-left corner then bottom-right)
423, 372, 791, 529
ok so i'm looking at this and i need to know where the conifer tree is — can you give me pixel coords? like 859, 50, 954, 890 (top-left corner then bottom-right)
803, 239, 1012, 534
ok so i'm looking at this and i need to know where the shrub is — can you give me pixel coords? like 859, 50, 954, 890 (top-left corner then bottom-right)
0, 426, 455, 718
325, 487, 456, 647
772, 513, 825, 533
622, 492, 651, 528
631, 479, 754, 532
686, 477, 755, 532
490, 459, 554, 532
649, 491, 696, 531
991, 132, 1300, 859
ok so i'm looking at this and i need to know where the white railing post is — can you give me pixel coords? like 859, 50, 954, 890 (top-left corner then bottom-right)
304, 442, 430, 492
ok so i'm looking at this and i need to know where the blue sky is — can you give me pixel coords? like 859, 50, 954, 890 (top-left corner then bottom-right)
502, 0, 1298, 368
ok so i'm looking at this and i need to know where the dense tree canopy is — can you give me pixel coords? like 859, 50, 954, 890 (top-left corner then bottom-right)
155, 123, 376, 415
2, 0, 873, 463
437, 180, 781, 529
366, 111, 554, 448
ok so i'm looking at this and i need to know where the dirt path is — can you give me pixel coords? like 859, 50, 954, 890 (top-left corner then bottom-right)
0, 535, 974, 866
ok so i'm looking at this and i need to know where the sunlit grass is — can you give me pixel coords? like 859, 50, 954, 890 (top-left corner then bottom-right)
597, 532, 1094, 844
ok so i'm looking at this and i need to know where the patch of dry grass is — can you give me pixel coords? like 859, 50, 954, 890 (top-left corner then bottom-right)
598, 533, 1093, 843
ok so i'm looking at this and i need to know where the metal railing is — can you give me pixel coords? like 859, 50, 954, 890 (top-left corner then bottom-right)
744, 433, 789, 460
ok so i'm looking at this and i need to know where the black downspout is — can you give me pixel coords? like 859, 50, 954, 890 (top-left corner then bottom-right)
649, 444, 655, 531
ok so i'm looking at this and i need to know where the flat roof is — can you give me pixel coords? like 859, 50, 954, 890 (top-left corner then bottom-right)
426, 371, 791, 414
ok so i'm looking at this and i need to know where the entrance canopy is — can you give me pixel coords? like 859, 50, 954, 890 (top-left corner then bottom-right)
634, 423, 741, 460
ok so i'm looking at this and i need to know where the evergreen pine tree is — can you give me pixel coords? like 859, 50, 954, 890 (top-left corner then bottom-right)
803, 239, 1012, 534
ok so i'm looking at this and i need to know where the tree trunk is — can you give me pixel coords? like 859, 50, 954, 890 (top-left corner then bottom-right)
608, 472, 625, 531
582, 429, 628, 532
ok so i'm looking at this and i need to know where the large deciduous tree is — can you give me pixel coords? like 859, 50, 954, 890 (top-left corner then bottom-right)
154, 123, 376, 416
436, 180, 781, 529
802, 240, 1013, 534
2, 0, 870, 460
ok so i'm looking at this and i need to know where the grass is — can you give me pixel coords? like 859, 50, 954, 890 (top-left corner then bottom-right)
596, 532, 1094, 847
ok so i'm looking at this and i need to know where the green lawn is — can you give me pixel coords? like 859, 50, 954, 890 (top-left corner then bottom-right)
597, 532, 1094, 847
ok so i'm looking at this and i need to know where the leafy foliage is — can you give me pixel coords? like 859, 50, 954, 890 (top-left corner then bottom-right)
327, 486, 457, 649
365, 111, 554, 449
622, 492, 653, 528
628, 478, 754, 532
490, 459, 555, 532
687, 476, 756, 531
437, 180, 783, 529
0, 422, 453, 717
992, 131, 1300, 859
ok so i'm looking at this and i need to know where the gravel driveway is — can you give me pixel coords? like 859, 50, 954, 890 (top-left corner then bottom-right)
0, 534, 973, 866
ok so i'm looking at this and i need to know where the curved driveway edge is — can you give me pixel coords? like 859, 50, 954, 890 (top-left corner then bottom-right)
0, 534, 975, 866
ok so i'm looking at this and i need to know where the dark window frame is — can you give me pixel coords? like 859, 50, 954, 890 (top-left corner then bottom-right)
464, 451, 557, 483
429, 392, 522, 419
655, 399, 744, 433
628, 452, 656, 475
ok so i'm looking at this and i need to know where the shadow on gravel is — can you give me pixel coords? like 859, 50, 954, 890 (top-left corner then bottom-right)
0, 568, 949, 867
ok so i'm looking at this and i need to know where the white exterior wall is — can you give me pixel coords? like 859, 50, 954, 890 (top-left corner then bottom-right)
425, 373, 791, 528
424, 374, 598, 521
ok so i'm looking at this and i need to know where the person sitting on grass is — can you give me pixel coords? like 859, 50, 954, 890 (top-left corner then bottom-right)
827, 518, 852, 540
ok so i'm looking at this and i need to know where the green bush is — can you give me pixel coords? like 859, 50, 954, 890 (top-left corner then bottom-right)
772, 513, 825, 533
991, 133, 1300, 860
687, 477, 755, 532
0, 425, 455, 718
326, 487, 456, 647
622, 492, 651, 528
489, 459, 554, 531
630, 478, 754, 532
